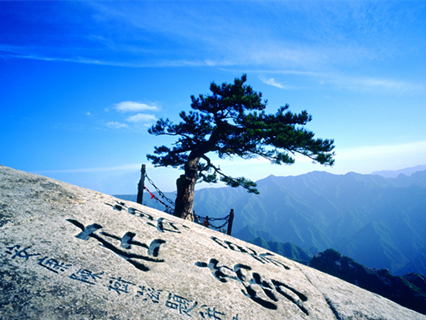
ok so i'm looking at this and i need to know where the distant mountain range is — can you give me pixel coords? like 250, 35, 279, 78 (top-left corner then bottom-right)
371, 164, 426, 178
115, 165, 426, 277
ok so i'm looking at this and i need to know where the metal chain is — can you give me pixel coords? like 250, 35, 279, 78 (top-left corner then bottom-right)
145, 173, 175, 207
144, 186, 174, 212
144, 172, 230, 233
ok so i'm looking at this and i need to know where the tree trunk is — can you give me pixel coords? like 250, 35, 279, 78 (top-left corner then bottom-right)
174, 155, 200, 221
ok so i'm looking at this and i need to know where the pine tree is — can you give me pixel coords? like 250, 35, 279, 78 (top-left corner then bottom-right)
147, 75, 335, 220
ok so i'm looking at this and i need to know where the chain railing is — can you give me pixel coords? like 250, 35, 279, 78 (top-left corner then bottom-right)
136, 164, 235, 235
194, 213, 230, 231
145, 172, 175, 208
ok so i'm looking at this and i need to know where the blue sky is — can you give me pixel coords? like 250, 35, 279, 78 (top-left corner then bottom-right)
1, 1, 426, 195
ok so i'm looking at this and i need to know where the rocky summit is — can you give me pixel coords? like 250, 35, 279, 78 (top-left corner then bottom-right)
1, 165, 425, 320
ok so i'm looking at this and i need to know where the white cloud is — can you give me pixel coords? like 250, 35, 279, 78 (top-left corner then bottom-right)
106, 121, 128, 129
349, 77, 423, 92
114, 101, 159, 113
4, 1, 426, 77
126, 113, 157, 123
261, 77, 294, 89
105, 102, 158, 129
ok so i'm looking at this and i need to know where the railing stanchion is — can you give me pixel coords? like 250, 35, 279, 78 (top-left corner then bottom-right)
227, 209, 234, 235
136, 164, 146, 204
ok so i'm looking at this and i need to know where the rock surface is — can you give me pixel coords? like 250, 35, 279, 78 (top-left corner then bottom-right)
1, 165, 425, 320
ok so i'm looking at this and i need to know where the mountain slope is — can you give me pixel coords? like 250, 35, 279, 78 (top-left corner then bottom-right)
115, 167, 426, 276
249, 237, 312, 265
309, 249, 426, 315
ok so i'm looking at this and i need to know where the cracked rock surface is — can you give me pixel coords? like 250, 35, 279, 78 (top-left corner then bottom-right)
1, 165, 425, 320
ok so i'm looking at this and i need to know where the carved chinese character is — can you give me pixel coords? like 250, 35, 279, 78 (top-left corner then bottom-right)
165, 293, 197, 316
5, 245, 40, 261
210, 236, 290, 270
199, 305, 225, 320
271, 279, 309, 315
105, 201, 154, 221
38, 256, 72, 274
254, 252, 290, 270
195, 259, 237, 283
69, 268, 103, 285
107, 276, 136, 295
195, 259, 308, 315
147, 217, 181, 233
67, 219, 166, 272
237, 269, 278, 310
136, 286, 163, 303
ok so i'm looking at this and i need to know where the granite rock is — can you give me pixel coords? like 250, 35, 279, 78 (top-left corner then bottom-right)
1, 165, 425, 320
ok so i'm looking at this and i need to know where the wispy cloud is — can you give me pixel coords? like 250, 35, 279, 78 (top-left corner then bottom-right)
0, 46, 231, 68
83, 1, 423, 68
2, 1, 425, 93
252, 69, 423, 93
260, 77, 295, 90
126, 113, 157, 123
324, 74, 424, 93
114, 101, 159, 113
106, 121, 128, 129
345, 77, 423, 92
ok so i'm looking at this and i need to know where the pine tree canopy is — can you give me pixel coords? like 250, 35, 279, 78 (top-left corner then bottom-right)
147, 74, 335, 194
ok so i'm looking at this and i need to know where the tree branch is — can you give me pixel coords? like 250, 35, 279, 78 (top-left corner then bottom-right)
199, 155, 259, 194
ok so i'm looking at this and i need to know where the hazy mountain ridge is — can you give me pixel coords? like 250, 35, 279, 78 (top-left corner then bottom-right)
114, 166, 426, 276
249, 237, 313, 265
372, 165, 426, 178
309, 249, 426, 315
